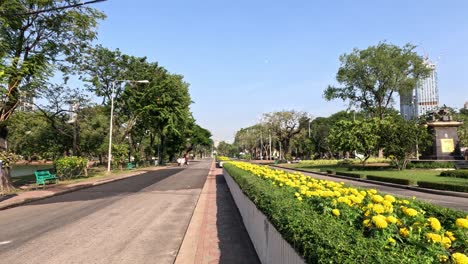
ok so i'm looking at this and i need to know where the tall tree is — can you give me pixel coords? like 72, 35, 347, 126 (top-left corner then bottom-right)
262, 110, 308, 160
0, 0, 104, 190
324, 42, 430, 120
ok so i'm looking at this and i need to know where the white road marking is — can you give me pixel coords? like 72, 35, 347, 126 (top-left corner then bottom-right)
0, 240, 12, 245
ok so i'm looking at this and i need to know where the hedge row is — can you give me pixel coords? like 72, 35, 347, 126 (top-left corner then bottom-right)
324, 170, 468, 193
224, 164, 441, 263
417, 181, 468, 193
335, 171, 365, 179
365, 175, 415, 186
440, 170, 468, 179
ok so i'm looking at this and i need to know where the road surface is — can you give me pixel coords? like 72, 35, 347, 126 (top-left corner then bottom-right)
0, 159, 211, 264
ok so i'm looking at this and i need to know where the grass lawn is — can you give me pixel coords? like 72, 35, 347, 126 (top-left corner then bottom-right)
282, 164, 468, 186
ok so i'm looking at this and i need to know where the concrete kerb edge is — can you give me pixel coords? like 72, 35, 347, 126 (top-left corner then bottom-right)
269, 164, 468, 199
173, 160, 214, 264
0, 167, 168, 211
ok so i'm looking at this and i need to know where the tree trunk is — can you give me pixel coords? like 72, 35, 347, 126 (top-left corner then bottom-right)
0, 123, 14, 192
158, 135, 165, 166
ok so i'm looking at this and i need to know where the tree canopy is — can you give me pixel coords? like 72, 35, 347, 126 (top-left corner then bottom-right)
324, 42, 431, 120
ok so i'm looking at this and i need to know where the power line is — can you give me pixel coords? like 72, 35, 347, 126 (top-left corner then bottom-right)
5, 0, 107, 16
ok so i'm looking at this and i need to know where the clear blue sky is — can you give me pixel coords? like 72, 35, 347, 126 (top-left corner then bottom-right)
92, 0, 468, 142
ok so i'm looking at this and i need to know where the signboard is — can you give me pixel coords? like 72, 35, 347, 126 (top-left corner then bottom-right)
440, 139, 455, 153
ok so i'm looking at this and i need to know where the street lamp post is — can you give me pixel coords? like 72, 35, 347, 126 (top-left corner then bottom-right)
107, 80, 149, 173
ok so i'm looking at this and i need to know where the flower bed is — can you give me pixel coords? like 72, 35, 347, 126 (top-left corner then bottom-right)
224, 161, 468, 264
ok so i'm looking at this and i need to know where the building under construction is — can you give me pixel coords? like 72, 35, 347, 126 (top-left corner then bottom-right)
400, 59, 439, 120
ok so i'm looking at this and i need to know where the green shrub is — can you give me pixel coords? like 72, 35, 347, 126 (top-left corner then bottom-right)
365, 175, 415, 185
326, 169, 335, 175
337, 159, 354, 167
406, 161, 455, 169
224, 164, 436, 264
439, 170, 468, 179
335, 171, 365, 179
54, 156, 88, 180
417, 181, 468, 193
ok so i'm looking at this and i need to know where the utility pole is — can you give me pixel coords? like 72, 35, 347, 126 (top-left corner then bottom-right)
269, 131, 272, 160
260, 132, 263, 160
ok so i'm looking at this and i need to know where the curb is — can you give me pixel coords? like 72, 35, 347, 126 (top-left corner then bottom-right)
269, 164, 468, 199
0, 167, 169, 211
173, 161, 214, 264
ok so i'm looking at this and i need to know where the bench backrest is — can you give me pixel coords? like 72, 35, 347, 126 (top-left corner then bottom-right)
35, 170, 51, 177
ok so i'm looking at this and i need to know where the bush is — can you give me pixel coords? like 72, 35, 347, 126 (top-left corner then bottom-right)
406, 161, 455, 169
54, 156, 88, 180
365, 175, 415, 185
335, 171, 365, 179
417, 181, 468, 193
439, 170, 468, 179
224, 163, 440, 263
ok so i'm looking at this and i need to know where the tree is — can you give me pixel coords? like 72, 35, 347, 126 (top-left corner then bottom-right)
0, 0, 105, 190
454, 108, 468, 148
379, 117, 430, 170
122, 63, 192, 165
217, 141, 237, 157
262, 110, 308, 160
324, 42, 431, 120
327, 119, 380, 164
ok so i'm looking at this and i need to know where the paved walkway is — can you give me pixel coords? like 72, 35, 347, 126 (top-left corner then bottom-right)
175, 163, 260, 264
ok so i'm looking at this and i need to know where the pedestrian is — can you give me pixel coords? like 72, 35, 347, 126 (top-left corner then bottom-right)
184, 155, 189, 166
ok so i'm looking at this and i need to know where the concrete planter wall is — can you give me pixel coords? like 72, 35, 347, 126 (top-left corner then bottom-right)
223, 168, 305, 264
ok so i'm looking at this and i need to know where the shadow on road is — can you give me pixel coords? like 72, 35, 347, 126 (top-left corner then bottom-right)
215, 174, 260, 264
29, 168, 185, 206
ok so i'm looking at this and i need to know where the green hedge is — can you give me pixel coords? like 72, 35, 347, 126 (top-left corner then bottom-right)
362, 175, 415, 186
406, 161, 455, 169
417, 181, 468, 193
54, 156, 88, 180
224, 164, 436, 264
439, 170, 468, 179
335, 171, 365, 179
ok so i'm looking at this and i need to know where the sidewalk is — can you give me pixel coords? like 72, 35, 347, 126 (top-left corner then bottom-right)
175, 162, 260, 264
0, 166, 168, 211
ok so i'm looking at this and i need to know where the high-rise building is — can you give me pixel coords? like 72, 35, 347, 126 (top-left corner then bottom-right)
400, 59, 439, 120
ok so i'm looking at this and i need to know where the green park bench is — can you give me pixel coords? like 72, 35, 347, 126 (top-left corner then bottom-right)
35, 169, 58, 188
127, 163, 136, 169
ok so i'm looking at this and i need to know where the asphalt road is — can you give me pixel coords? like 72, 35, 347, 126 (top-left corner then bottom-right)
0, 159, 212, 264
277, 166, 468, 212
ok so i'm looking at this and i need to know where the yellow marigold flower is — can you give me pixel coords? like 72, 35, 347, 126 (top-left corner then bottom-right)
427, 217, 441, 232
384, 194, 396, 203
452, 253, 468, 264
372, 204, 385, 214
332, 209, 340, 216
388, 237, 396, 244
442, 236, 451, 249
363, 219, 371, 227
445, 231, 456, 242
297, 196, 303, 201
364, 210, 371, 217
403, 207, 418, 217
386, 216, 398, 224
372, 195, 384, 203
399, 227, 410, 238
455, 218, 468, 229
294, 192, 300, 197
372, 215, 388, 229
426, 233, 442, 243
